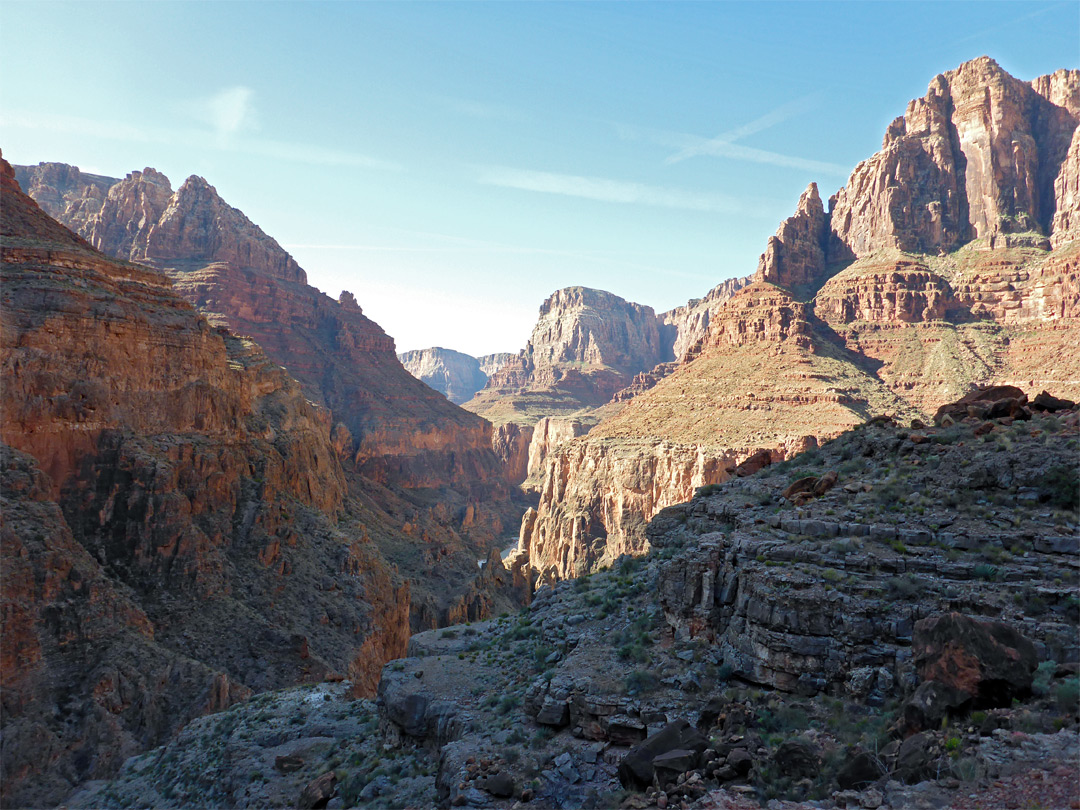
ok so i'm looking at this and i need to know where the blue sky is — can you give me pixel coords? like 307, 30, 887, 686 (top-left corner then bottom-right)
2, 2, 1077, 356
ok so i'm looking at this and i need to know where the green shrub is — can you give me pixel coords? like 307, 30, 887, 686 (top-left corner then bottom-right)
973, 564, 1000, 582
1038, 465, 1080, 510
1054, 678, 1080, 714
624, 670, 658, 695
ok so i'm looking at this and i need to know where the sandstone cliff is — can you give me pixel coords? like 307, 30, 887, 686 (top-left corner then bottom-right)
519, 57, 1080, 583
15, 161, 526, 635
659, 275, 752, 363
1, 155, 414, 806
398, 346, 493, 404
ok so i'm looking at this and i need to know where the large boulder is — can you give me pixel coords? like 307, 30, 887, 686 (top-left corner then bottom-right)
618, 720, 709, 789
933, 385, 1027, 425
913, 613, 1038, 707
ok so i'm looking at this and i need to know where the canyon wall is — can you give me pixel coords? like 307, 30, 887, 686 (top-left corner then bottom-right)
519, 57, 1080, 584
398, 347, 494, 404
15, 161, 526, 634
0, 156, 413, 806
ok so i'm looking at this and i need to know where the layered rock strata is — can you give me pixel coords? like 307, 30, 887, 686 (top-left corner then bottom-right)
14, 161, 525, 630
520, 57, 1080, 583
398, 347, 493, 405
0, 156, 411, 806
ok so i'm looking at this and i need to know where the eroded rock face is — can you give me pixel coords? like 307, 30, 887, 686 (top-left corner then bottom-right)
0, 156, 410, 806
398, 347, 491, 405
467, 286, 667, 423
515, 60, 1080, 583
755, 184, 831, 289
659, 276, 751, 363
14, 161, 524, 630
830, 57, 1079, 256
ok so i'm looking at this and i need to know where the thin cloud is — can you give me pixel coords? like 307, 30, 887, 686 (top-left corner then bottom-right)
476, 165, 776, 216
0, 109, 399, 171
200, 86, 258, 137
664, 94, 822, 164
617, 121, 849, 178
955, 2, 1066, 44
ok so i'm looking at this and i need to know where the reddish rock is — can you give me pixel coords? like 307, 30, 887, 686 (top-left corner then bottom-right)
913, 613, 1038, 706
734, 449, 772, 477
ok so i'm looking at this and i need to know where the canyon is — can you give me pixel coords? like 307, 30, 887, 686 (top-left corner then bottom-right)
12, 160, 529, 633
3, 53, 1079, 810
515, 57, 1080, 581
398, 347, 514, 405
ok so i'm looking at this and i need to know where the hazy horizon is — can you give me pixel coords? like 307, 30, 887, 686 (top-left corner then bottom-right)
3, 1, 1077, 356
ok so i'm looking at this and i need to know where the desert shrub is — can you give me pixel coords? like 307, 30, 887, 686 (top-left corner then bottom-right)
695, 483, 723, 498
624, 670, 658, 695
440, 629, 458, 639
1054, 678, 1080, 714
884, 574, 924, 600
497, 695, 521, 715
1038, 465, 1079, 510
617, 643, 650, 664
973, 564, 1000, 582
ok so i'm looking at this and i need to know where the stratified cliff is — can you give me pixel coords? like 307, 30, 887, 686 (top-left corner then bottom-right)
520, 57, 1080, 583
0, 155, 411, 807
398, 347, 493, 404
464, 287, 668, 486
15, 162, 526, 633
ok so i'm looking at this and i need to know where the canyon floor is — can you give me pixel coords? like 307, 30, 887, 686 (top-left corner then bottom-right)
67, 402, 1080, 810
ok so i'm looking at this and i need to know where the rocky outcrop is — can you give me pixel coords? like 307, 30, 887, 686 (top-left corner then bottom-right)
659, 275, 751, 363
477, 352, 514, 378
520, 280, 913, 581
15, 162, 525, 631
11, 162, 114, 235
466, 287, 667, 424
398, 347, 491, 404
830, 58, 1078, 256
755, 183, 832, 289
815, 256, 949, 324
0, 156, 412, 806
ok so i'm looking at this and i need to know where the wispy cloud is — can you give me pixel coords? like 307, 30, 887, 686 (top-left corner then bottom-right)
285, 228, 722, 282
617, 121, 848, 178
955, 2, 1066, 44
475, 165, 775, 216
0, 109, 399, 171
187, 85, 259, 138
663, 94, 822, 165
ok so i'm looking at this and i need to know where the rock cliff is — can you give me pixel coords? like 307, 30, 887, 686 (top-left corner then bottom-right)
75, 404, 1079, 810
0, 155, 414, 806
659, 275, 752, 363
519, 58, 1080, 583
398, 347, 493, 404
15, 161, 526, 634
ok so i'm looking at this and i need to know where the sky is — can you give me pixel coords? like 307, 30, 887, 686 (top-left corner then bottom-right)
2, 2, 1077, 357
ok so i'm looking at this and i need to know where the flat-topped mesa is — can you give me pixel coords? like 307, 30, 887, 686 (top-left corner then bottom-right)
398, 347, 491, 405
829, 57, 1080, 257
529, 286, 666, 379
754, 183, 831, 289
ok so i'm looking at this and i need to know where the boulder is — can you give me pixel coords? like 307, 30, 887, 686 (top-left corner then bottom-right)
617, 720, 709, 789
893, 732, 938, 783
783, 476, 819, 501
913, 613, 1038, 707
734, 449, 772, 477
298, 772, 337, 809
652, 748, 698, 786
897, 679, 971, 735
836, 748, 885, 789
1032, 390, 1076, 412
481, 772, 515, 798
774, 737, 821, 779
933, 386, 1027, 425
